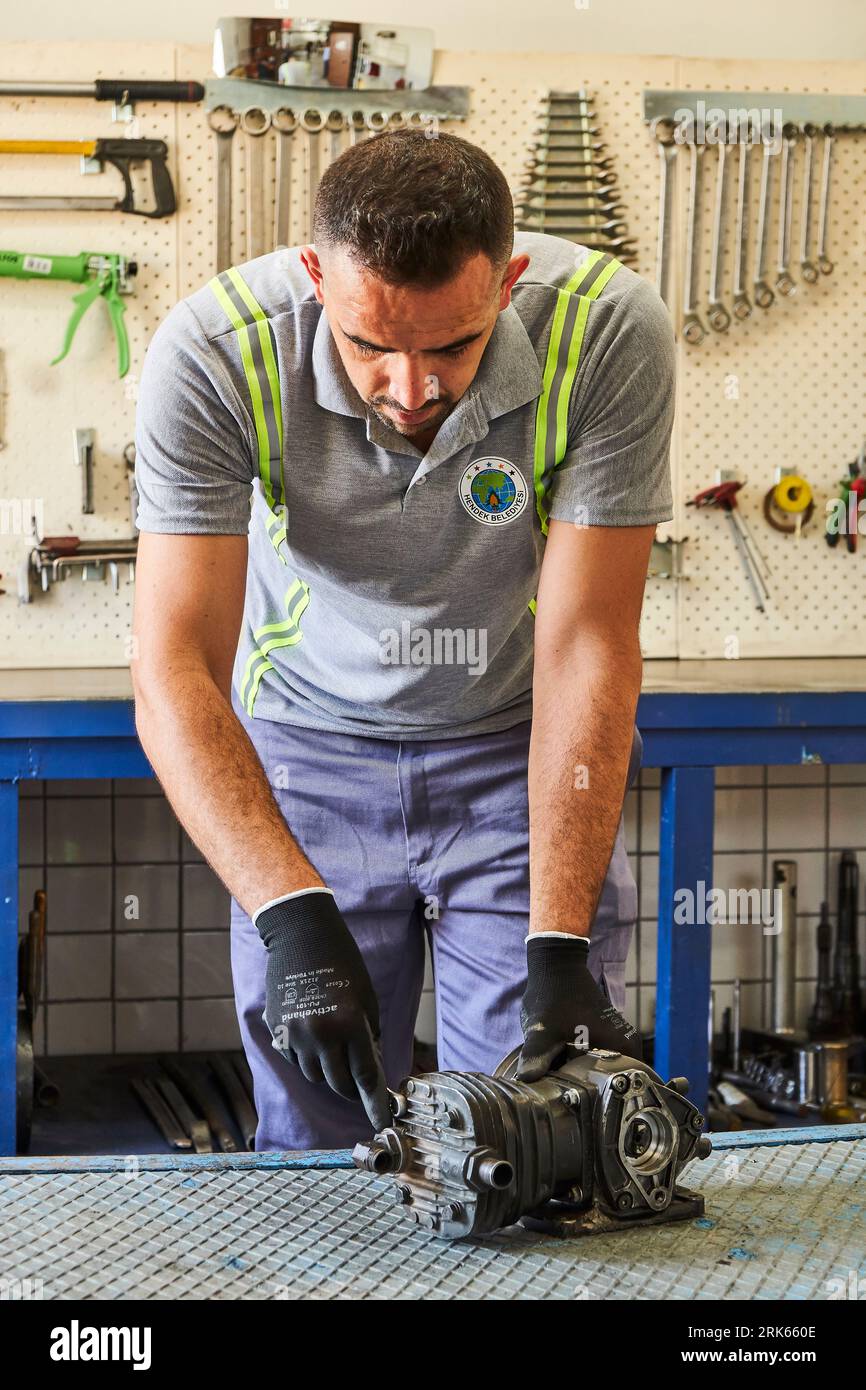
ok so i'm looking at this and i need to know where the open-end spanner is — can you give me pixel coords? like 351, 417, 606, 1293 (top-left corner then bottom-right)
534, 136, 606, 152
798, 123, 818, 284
682, 141, 707, 345
775, 124, 797, 297
519, 215, 629, 236
522, 159, 617, 180
534, 121, 602, 135
517, 180, 625, 203
523, 154, 615, 172
562, 236, 638, 255
732, 136, 752, 319
518, 190, 627, 210
514, 201, 631, 222
708, 136, 731, 331
753, 137, 777, 309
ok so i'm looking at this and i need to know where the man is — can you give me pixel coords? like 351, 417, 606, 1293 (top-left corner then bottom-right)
133, 129, 674, 1149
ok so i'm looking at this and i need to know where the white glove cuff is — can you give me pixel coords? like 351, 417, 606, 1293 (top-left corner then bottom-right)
252, 886, 334, 928
525, 930, 591, 944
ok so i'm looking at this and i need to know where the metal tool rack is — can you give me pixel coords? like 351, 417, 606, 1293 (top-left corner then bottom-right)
3, 660, 866, 1152
0, 1125, 863, 1299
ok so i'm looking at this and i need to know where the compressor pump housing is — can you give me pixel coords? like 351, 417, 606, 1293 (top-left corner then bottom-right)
353, 1045, 711, 1239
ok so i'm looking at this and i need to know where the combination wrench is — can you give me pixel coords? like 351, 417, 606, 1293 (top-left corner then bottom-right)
208, 105, 239, 274
732, 136, 752, 319
326, 109, 344, 165
241, 107, 271, 261
817, 125, 834, 275
300, 108, 324, 241
798, 123, 818, 283
682, 141, 707, 345
707, 136, 731, 332
753, 137, 778, 309
775, 124, 797, 297
651, 118, 677, 310
273, 108, 297, 250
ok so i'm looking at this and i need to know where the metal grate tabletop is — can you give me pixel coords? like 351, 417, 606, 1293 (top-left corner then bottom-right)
1, 1128, 864, 1300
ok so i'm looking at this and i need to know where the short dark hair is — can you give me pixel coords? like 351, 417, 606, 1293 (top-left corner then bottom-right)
312, 128, 514, 287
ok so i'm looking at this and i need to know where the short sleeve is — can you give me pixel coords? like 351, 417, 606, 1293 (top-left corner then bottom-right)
134, 301, 254, 535
546, 276, 675, 528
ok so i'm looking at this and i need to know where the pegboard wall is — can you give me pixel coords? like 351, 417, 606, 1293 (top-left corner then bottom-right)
0, 41, 864, 667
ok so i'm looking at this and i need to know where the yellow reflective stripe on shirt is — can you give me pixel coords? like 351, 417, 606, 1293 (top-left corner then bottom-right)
239, 578, 311, 714
528, 251, 623, 616
207, 266, 286, 564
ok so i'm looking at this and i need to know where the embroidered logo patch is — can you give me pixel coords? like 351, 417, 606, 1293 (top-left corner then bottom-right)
459, 458, 528, 527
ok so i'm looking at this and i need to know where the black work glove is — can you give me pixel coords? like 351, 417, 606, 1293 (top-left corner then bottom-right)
516, 933, 642, 1081
255, 888, 391, 1133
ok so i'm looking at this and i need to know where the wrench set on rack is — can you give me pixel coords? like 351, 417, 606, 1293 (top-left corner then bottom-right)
653, 118, 845, 345
206, 84, 469, 274
640, 88, 866, 346
514, 89, 635, 264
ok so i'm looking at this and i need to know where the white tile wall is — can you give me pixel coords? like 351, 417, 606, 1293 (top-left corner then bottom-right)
631, 765, 866, 1045
16, 763, 866, 1057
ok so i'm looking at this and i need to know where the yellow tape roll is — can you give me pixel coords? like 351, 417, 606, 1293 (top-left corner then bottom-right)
773, 475, 813, 513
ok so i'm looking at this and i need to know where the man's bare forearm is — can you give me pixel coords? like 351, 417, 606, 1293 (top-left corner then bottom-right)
134, 662, 325, 917
528, 635, 642, 936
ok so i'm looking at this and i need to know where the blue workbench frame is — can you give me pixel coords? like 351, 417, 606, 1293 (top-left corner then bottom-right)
2, 688, 866, 1154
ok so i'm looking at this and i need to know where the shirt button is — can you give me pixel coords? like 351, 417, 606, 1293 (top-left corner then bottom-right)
416, 477, 426, 485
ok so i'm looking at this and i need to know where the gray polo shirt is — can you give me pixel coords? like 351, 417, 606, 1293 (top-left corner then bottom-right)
134, 230, 674, 740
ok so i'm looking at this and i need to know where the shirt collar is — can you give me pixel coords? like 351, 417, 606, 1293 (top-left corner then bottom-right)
471, 301, 543, 421
311, 300, 543, 429
311, 307, 366, 419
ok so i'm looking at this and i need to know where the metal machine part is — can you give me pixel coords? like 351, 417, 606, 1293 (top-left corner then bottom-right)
353, 1045, 710, 1240
724, 1037, 855, 1120
833, 849, 862, 1033
771, 859, 798, 1034
809, 901, 835, 1038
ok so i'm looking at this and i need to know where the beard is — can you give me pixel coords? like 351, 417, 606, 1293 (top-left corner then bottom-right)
367, 393, 453, 440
